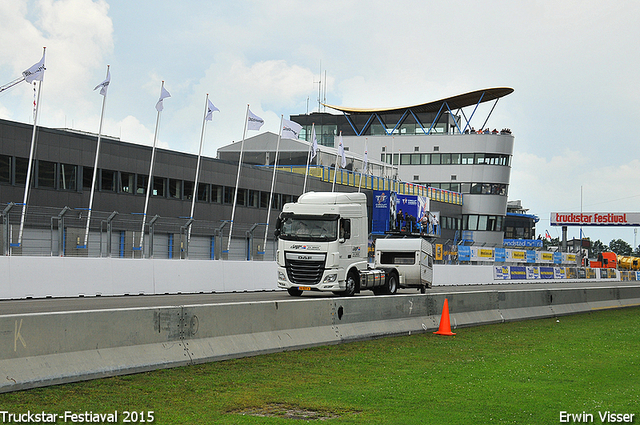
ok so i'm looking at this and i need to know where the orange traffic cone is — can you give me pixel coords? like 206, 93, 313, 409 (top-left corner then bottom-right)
434, 298, 456, 336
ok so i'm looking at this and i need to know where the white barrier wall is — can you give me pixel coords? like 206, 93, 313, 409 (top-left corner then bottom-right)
0, 257, 278, 299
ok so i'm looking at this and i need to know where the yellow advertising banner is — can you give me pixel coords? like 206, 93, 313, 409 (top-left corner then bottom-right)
512, 251, 526, 260
479, 249, 494, 258
436, 244, 443, 261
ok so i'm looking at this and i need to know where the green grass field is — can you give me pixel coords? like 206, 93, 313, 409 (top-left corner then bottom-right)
1, 307, 639, 424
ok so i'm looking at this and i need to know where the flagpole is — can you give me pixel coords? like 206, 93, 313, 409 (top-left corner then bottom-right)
139, 81, 165, 254
17, 47, 46, 247
263, 115, 283, 253
82, 65, 110, 249
302, 123, 315, 194
189, 94, 210, 244
331, 131, 342, 192
358, 138, 367, 193
227, 105, 250, 254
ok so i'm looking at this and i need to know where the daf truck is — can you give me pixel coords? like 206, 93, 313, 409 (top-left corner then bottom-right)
275, 192, 433, 296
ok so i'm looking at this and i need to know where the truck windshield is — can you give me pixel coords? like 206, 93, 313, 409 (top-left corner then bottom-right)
279, 216, 338, 242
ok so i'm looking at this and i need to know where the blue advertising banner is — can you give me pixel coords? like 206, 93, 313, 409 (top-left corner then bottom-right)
553, 251, 563, 264
458, 245, 471, 262
540, 267, 554, 279
510, 266, 526, 280
526, 250, 537, 263
494, 248, 506, 262
372, 191, 393, 235
503, 239, 544, 248
372, 191, 430, 235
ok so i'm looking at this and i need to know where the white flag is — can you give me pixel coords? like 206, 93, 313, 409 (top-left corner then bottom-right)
247, 109, 264, 131
23, 52, 46, 83
310, 126, 318, 159
155, 86, 171, 111
363, 144, 368, 171
337, 133, 346, 168
281, 118, 302, 140
205, 99, 219, 121
94, 69, 111, 96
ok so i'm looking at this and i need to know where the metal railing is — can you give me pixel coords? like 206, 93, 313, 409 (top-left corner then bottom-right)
1, 203, 274, 261
270, 165, 464, 206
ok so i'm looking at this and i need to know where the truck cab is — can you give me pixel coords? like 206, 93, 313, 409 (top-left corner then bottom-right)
276, 192, 368, 296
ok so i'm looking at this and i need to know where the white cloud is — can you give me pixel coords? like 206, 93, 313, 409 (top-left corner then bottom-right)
0, 0, 113, 126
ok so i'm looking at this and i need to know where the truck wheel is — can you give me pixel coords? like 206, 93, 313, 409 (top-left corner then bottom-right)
384, 272, 398, 295
340, 271, 357, 297
287, 287, 303, 296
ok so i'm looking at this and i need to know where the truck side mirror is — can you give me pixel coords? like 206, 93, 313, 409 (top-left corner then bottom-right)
274, 217, 282, 238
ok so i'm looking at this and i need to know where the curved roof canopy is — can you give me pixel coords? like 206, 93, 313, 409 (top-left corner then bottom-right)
323, 87, 514, 115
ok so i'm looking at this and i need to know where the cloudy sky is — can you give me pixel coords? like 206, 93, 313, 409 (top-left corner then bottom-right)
1, 0, 639, 247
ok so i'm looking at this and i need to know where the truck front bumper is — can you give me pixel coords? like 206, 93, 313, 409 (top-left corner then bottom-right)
277, 266, 343, 292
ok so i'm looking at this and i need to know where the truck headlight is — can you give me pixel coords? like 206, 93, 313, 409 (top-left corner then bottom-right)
278, 271, 287, 281
323, 273, 337, 283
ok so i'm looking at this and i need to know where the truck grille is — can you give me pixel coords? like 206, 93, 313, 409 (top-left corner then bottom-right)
285, 252, 326, 285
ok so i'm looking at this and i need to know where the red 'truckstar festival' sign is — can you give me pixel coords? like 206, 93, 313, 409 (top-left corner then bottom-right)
550, 212, 640, 226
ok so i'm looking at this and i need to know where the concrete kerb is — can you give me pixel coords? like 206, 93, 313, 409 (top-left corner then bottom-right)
2, 284, 640, 393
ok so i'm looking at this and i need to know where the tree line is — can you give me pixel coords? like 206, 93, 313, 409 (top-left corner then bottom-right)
542, 237, 640, 257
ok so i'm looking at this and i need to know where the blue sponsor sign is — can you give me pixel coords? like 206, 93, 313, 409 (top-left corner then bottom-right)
526, 250, 537, 263
503, 239, 543, 248
510, 266, 526, 280
553, 251, 563, 264
540, 267, 555, 279
372, 191, 392, 235
494, 248, 506, 262
458, 245, 471, 262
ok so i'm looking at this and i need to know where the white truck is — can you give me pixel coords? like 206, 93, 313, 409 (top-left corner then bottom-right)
275, 192, 433, 296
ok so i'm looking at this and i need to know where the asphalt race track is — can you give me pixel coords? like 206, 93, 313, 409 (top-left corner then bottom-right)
2, 281, 638, 315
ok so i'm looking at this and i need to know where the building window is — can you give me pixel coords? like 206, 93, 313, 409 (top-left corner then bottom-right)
197, 183, 209, 202
152, 176, 165, 197
211, 185, 222, 203
101, 169, 116, 192
83, 166, 94, 191
248, 189, 259, 207
400, 154, 411, 165
137, 174, 148, 195
59, 163, 77, 191
236, 188, 247, 206
260, 191, 269, 208
120, 172, 135, 194
183, 181, 194, 201
0, 155, 11, 184
169, 179, 182, 199
223, 186, 234, 204
450, 153, 461, 164
414, 146, 420, 152
14, 158, 29, 186
461, 153, 474, 165
38, 160, 56, 189
413, 175, 420, 181
433, 146, 439, 151
421, 154, 431, 165
451, 175, 457, 181
431, 153, 441, 165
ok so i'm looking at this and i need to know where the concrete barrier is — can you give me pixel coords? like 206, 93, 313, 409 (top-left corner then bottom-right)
0, 257, 278, 299
2, 284, 640, 393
